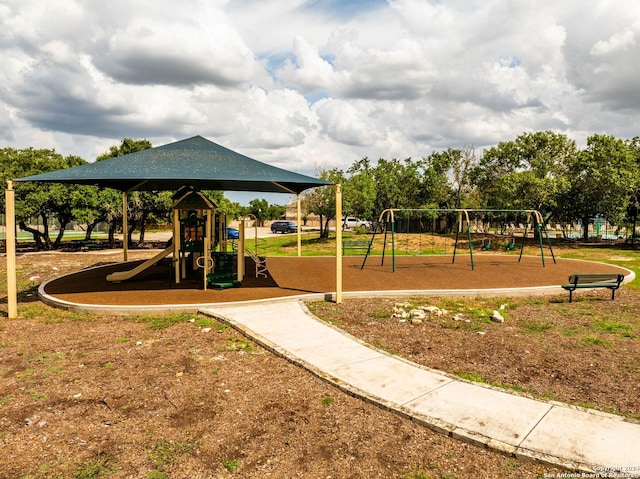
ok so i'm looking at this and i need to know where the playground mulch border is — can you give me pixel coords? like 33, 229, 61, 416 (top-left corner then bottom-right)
41, 253, 628, 306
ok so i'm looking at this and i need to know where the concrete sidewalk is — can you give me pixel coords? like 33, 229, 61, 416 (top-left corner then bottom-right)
201, 300, 640, 473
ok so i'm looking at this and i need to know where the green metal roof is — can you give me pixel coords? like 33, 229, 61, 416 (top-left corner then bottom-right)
14, 135, 333, 194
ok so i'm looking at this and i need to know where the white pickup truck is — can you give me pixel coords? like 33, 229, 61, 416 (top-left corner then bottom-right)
342, 217, 370, 229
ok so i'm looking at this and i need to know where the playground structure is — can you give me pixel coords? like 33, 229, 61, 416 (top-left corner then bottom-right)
360, 208, 556, 271
235, 214, 268, 279
107, 187, 258, 290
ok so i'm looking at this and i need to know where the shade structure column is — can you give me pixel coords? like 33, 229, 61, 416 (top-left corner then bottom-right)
5, 181, 17, 319
238, 218, 245, 282
203, 210, 212, 290
173, 207, 180, 284
296, 194, 302, 257
335, 184, 342, 304
122, 192, 128, 262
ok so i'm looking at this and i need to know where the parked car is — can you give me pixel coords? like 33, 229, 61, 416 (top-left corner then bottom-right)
270, 221, 298, 234
342, 217, 370, 229
226, 227, 239, 239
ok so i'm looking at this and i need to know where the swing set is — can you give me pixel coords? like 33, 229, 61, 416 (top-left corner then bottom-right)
360, 208, 556, 271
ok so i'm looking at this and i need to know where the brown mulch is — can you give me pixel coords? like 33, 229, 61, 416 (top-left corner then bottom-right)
41, 252, 627, 306
0, 250, 634, 478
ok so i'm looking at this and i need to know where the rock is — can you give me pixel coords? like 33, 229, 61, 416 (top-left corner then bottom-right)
409, 309, 426, 319
420, 306, 441, 314
410, 318, 423, 325
201, 327, 212, 333
451, 313, 464, 321
477, 331, 486, 335
392, 305, 410, 319
499, 304, 507, 310
491, 310, 504, 323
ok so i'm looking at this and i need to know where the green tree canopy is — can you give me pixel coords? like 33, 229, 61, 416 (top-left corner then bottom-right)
1, 147, 88, 249
302, 168, 344, 239
562, 134, 638, 239
470, 131, 576, 214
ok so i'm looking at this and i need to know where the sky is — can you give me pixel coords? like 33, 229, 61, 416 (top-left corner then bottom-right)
1, 0, 640, 203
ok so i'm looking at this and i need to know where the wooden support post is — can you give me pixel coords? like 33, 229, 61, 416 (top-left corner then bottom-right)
238, 218, 245, 281
173, 208, 180, 284
122, 191, 128, 262
335, 184, 342, 304
296, 194, 302, 257
5, 181, 18, 319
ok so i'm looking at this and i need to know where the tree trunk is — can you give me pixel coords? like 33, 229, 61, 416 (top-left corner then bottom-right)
321, 217, 331, 239
127, 221, 136, 247
18, 217, 51, 251
53, 214, 72, 249
582, 216, 590, 241
53, 228, 65, 249
138, 212, 149, 247
108, 221, 117, 248
84, 219, 102, 241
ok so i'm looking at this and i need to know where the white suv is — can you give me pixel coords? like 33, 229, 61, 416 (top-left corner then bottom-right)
342, 217, 369, 229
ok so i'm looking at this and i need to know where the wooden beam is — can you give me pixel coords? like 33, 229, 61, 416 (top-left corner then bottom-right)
5, 181, 17, 318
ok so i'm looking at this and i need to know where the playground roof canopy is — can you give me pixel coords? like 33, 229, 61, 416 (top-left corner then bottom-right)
14, 135, 333, 194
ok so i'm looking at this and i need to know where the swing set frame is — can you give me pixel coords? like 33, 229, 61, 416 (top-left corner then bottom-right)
360, 208, 556, 271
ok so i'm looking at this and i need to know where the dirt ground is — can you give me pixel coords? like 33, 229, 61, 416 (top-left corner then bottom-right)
0, 249, 636, 478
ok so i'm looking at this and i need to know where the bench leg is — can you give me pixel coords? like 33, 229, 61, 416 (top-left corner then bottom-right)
569, 290, 573, 303
611, 289, 616, 301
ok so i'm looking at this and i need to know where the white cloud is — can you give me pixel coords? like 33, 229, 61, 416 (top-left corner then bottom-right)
1, 0, 640, 181
277, 34, 339, 93
95, 14, 258, 87
591, 27, 637, 56
314, 98, 378, 146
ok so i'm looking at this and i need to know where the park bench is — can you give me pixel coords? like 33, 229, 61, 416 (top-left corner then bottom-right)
561, 273, 625, 303
342, 239, 370, 255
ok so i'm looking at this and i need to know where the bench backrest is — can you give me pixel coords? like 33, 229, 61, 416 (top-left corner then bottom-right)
568, 273, 624, 285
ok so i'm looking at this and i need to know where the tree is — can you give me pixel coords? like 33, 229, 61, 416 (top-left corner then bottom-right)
343, 158, 377, 221
302, 169, 343, 239
1, 148, 88, 250
243, 199, 285, 226
428, 147, 476, 209
371, 158, 427, 213
202, 191, 243, 221
626, 137, 640, 241
246, 199, 269, 226
470, 131, 576, 215
563, 134, 638, 240
96, 138, 173, 247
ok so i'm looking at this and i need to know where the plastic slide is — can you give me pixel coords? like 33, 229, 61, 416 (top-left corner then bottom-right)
106, 245, 174, 283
